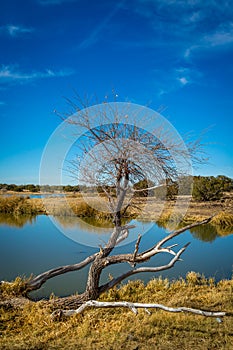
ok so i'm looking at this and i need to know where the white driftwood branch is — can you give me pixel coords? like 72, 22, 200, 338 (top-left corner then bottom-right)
52, 300, 226, 320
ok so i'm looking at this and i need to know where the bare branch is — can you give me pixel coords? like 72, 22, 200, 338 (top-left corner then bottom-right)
101, 218, 212, 272
27, 253, 99, 291
100, 185, 115, 211
141, 217, 213, 257
132, 234, 142, 263
99, 243, 190, 294
132, 184, 164, 192
53, 300, 226, 318
115, 228, 129, 245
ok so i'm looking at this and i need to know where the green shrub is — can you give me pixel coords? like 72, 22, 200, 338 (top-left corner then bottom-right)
192, 176, 223, 201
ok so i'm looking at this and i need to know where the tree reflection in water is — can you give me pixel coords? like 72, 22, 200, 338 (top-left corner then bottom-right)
0, 213, 232, 242
0, 214, 37, 228
189, 224, 218, 242
190, 223, 233, 242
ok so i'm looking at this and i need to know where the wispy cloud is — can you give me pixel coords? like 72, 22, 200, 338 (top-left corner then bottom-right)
175, 68, 192, 86
185, 23, 233, 57
205, 25, 233, 47
0, 25, 34, 37
0, 101, 5, 106
154, 67, 202, 97
37, 0, 76, 5
130, 0, 233, 91
79, 1, 124, 49
133, 1, 233, 49
178, 77, 188, 85
0, 65, 74, 85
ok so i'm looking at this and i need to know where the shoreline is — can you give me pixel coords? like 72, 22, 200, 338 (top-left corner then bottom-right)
0, 193, 233, 228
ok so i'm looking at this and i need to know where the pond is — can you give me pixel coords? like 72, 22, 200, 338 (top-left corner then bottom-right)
0, 214, 232, 299
1, 193, 65, 199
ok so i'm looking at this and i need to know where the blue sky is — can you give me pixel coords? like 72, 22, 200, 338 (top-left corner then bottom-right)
0, 0, 233, 184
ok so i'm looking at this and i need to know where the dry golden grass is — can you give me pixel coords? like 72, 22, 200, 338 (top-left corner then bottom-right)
130, 194, 233, 231
1, 193, 233, 233
1, 274, 233, 349
211, 212, 233, 227
0, 196, 42, 215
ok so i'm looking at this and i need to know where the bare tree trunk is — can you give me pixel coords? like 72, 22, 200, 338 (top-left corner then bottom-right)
85, 257, 105, 300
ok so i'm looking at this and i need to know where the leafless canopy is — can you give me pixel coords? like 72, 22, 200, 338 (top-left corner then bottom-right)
64, 100, 199, 224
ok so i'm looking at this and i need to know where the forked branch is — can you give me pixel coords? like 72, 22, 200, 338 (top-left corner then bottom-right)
99, 243, 190, 294
26, 218, 212, 294
98, 218, 212, 293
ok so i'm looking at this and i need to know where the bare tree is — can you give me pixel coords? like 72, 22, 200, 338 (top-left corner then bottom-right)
24, 99, 224, 318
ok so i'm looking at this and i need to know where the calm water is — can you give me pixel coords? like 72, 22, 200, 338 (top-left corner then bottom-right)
0, 214, 232, 298
1, 193, 65, 199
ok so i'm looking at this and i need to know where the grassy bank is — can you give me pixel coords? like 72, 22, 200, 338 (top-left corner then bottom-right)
1, 195, 233, 232
0, 196, 43, 216
1, 273, 233, 349
155, 210, 233, 233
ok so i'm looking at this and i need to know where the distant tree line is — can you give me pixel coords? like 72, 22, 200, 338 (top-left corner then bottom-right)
0, 184, 80, 193
0, 184, 41, 193
133, 175, 233, 201
0, 175, 232, 201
